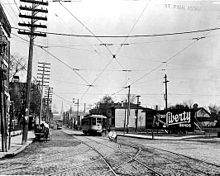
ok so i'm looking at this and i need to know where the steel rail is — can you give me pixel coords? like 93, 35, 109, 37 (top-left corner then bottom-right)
48, 136, 119, 176
144, 145, 220, 168
119, 139, 220, 175
84, 136, 163, 176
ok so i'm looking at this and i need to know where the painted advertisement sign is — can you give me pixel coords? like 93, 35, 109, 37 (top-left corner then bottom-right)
152, 109, 194, 129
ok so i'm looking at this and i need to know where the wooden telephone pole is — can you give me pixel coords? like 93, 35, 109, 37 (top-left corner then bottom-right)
37, 62, 51, 124
163, 74, 169, 110
18, 0, 48, 144
44, 86, 53, 123
126, 85, 131, 133
135, 95, 140, 132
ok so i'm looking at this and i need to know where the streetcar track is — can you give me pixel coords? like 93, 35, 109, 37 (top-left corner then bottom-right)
77, 135, 163, 176
48, 136, 119, 176
119, 138, 220, 175
53, 131, 220, 176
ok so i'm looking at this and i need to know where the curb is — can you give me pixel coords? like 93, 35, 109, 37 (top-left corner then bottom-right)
117, 134, 208, 140
3, 138, 34, 158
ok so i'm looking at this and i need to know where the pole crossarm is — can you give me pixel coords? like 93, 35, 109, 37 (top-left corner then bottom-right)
20, 0, 49, 5
20, 5, 48, 13
19, 13, 47, 21
18, 30, 47, 37
18, 22, 47, 28
18, 0, 48, 144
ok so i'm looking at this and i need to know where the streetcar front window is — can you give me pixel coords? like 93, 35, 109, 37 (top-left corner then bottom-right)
97, 118, 102, 124
92, 118, 96, 125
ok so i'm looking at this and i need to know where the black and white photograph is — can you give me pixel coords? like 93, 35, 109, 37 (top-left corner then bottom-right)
0, 0, 220, 175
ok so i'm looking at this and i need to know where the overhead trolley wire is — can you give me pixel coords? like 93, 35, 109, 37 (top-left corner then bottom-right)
58, 2, 116, 58
11, 33, 90, 85
115, 0, 152, 55
80, 59, 114, 99
59, 1, 127, 100
111, 33, 208, 96
39, 47, 90, 85
11, 26, 220, 38
130, 39, 197, 86
77, 0, 152, 99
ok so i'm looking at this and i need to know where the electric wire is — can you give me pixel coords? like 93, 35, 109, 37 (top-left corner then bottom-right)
1, 3, 18, 27
58, 2, 115, 57
59, 1, 127, 99
11, 23, 216, 103
80, 59, 114, 99
11, 33, 90, 85
12, 0, 20, 12
130, 31, 211, 86
11, 31, 212, 100
111, 36, 205, 96
51, 12, 104, 56
39, 47, 90, 85
53, 92, 73, 105
115, 0, 152, 55
11, 26, 220, 38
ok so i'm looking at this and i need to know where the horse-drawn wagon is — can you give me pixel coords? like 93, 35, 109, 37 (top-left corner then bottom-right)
34, 122, 50, 141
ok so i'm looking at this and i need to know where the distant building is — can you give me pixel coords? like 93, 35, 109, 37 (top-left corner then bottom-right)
114, 102, 146, 130
53, 113, 62, 121
195, 107, 216, 127
90, 102, 147, 130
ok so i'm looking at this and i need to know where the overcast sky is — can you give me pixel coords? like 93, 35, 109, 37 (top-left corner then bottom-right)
2, 0, 220, 112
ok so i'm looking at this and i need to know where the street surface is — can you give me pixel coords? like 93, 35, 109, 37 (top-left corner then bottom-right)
0, 129, 219, 175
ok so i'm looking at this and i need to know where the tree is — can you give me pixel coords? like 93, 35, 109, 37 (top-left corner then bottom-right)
169, 103, 190, 110
208, 104, 220, 115
9, 53, 26, 81
183, 100, 194, 108
9, 82, 41, 129
99, 95, 114, 104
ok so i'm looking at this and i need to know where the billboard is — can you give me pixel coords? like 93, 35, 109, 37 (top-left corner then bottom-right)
151, 109, 194, 130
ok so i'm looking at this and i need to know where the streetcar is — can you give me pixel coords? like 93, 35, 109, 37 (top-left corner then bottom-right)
81, 114, 107, 135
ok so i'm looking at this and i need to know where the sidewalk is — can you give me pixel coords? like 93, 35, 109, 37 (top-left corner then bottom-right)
117, 131, 220, 142
62, 127, 220, 142
0, 131, 35, 159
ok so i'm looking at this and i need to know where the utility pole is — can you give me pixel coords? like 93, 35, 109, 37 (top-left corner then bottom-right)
126, 85, 131, 133
76, 98, 79, 129
44, 86, 53, 123
83, 103, 86, 114
122, 100, 127, 134
163, 74, 169, 110
8, 101, 14, 150
0, 67, 7, 152
37, 62, 51, 123
18, 0, 48, 144
135, 95, 140, 132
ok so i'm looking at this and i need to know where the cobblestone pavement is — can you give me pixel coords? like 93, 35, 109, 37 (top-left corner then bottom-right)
120, 137, 220, 165
0, 129, 219, 176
